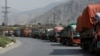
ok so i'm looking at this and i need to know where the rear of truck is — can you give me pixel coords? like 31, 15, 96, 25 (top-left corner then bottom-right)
76, 4, 100, 53
60, 23, 80, 45
48, 29, 56, 42
31, 29, 39, 38
20, 27, 32, 37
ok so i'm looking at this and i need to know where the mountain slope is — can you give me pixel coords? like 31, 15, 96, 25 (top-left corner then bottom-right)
32, 0, 100, 25
8, 1, 67, 25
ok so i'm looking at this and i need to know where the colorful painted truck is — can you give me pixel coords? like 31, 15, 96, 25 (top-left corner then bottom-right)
60, 23, 80, 45
76, 4, 100, 54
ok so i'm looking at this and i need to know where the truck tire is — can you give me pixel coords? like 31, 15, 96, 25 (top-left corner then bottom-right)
50, 39, 53, 42
95, 51, 100, 56
62, 40, 66, 45
80, 40, 89, 50
67, 39, 73, 46
89, 41, 96, 53
60, 39, 66, 45
49, 37, 53, 42
68, 41, 73, 46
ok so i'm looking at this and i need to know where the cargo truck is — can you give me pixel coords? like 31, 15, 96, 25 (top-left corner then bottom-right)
20, 27, 32, 37
76, 4, 100, 54
60, 23, 80, 45
31, 29, 39, 38
48, 29, 56, 42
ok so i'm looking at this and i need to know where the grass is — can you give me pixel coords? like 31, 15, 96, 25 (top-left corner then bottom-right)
0, 35, 16, 47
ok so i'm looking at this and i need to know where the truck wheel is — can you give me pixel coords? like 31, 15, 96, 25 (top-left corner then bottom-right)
61, 39, 66, 45
62, 42, 66, 45
62, 40, 66, 45
49, 36, 52, 42
49, 38, 53, 42
95, 51, 100, 56
60, 39, 65, 45
80, 39, 89, 50
80, 43, 88, 50
89, 42, 96, 54
60, 38, 63, 43
68, 41, 73, 46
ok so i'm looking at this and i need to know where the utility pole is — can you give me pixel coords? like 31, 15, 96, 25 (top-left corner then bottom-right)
53, 12, 56, 27
61, 7, 64, 20
46, 17, 49, 25
67, 19, 70, 25
2, 0, 10, 26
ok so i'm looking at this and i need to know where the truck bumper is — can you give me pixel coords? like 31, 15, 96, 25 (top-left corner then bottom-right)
72, 39, 80, 45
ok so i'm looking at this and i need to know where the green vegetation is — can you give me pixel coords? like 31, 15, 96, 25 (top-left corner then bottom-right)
0, 35, 16, 47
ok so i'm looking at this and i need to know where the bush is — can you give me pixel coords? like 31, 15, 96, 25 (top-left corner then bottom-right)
0, 35, 16, 47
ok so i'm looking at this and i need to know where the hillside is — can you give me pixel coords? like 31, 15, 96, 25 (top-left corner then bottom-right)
31, 0, 100, 25
7, 1, 66, 25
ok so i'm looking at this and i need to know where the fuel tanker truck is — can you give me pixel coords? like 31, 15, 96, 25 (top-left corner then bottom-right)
76, 4, 100, 54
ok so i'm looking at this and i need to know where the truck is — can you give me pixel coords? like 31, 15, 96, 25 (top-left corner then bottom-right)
14, 29, 21, 37
47, 26, 63, 42
47, 29, 56, 42
60, 23, 80, 46
54, 26, 64, 42
31, 29, 39, 38
39, 28, 49, 40
20, 27, 32, 37
45, 28, 54, 40
76, 4, 100, 54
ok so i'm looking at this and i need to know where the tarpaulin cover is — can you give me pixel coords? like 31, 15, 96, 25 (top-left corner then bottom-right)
76, 16, 82, 32
64, 23, 76, 30
60, 23, 76, 37
54, 26, 64, 32
76, 4, 100, 32
61, 23, 76, 32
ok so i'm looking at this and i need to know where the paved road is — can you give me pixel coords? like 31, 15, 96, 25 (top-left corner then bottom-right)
0, 37, 93, 56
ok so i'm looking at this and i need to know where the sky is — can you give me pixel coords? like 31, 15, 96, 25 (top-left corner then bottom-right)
0, 0, 64, 12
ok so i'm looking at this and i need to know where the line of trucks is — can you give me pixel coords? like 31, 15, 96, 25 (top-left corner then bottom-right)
1, 3, 100, 55
1, 23, 80, 46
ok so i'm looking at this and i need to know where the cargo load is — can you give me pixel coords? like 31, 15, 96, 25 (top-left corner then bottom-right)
76, 4, 100, 32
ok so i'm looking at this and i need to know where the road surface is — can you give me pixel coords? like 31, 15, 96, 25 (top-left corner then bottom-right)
0, 37, 93, 56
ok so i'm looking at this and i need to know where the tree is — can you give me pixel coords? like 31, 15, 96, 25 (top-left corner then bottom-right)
2, 22, 5, 26
38, 23, 41, 26
59, 23, 63, 26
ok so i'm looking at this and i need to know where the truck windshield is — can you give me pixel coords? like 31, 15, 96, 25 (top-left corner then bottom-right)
73, 31, 80, 37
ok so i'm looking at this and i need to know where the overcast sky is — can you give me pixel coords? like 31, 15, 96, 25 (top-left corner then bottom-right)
0, 0, 65, 12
